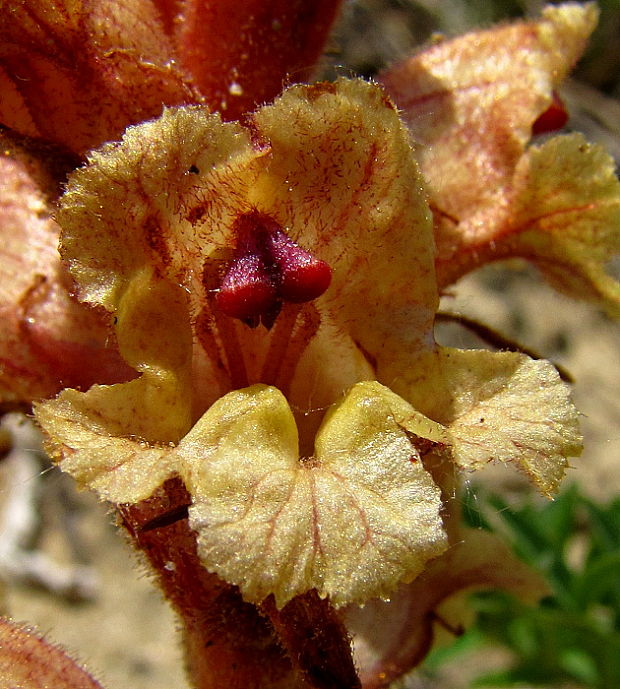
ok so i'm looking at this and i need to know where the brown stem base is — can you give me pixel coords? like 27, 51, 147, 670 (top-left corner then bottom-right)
262, 591, 361, 689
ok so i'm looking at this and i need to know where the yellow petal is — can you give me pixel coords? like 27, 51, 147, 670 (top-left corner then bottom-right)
57, 105, 258, 409
179, 383, 447, 608
251, 79, 438, 387
35, 374, 183, 503
358, 380, 451, 446
497, 134, 620, 317
113, 266, 193, 384
33, 259, 194, 505
57, 106, 255, 312
412, 348, 582, 497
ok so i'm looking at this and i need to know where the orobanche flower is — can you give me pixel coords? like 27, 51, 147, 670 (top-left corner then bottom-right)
380, 3, 620, 316
2, 1, 619, 687
35, 77, 580, 611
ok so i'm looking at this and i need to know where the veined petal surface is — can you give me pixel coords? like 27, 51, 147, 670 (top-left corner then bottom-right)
180, 383, 447, 608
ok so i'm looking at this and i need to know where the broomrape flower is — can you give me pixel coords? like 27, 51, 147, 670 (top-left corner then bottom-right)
1, 2, 619, 688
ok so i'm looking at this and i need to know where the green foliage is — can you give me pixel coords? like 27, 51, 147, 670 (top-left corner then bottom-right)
432, 485, 620, 687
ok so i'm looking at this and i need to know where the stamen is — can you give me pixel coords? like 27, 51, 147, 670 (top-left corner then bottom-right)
200, 263, 322, 394
194, 309, 233, 395
265, 304, 321, 396
260, 303, 303, 386
212, 307, 249, 389
202, 260, 249, 390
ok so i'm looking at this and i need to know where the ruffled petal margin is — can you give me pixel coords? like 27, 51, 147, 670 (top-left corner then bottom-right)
180, 383, 447, 608
405, 348, 582, 498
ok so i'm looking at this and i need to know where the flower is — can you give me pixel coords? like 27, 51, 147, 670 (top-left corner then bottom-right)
1, 2, 619, 687
380, 2, 620, 316
33, 76, 581, 609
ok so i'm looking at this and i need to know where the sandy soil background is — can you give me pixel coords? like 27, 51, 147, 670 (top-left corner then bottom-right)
1, 2, 619, 688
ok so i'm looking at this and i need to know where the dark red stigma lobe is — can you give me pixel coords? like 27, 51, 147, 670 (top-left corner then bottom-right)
268, 229, 332, 303
216, 212, 332, 326
215, 253, 277, 321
